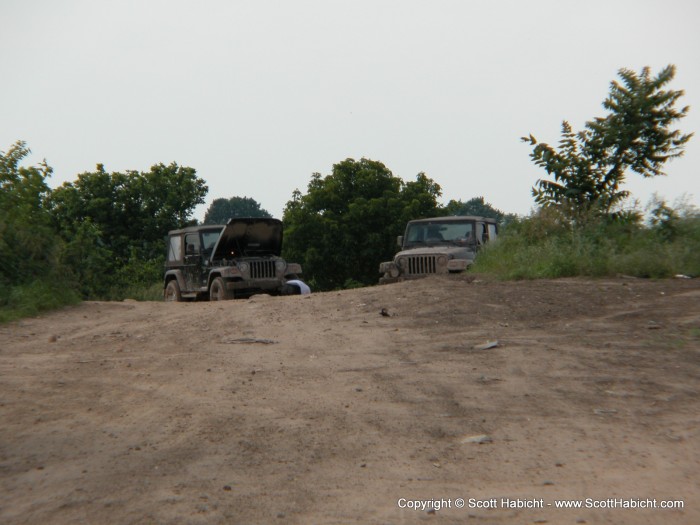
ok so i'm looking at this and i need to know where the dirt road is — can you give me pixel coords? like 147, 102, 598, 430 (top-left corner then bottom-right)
1, 276, 699, 524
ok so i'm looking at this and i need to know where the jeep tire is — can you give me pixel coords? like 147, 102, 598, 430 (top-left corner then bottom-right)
209, 277, 233, 301
164, 279, 182, 302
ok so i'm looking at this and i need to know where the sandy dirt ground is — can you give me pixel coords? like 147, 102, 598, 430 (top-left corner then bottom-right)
1, 275, 699, 524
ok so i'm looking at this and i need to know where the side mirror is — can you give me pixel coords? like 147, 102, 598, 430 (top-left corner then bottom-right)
396, 235, 403, 247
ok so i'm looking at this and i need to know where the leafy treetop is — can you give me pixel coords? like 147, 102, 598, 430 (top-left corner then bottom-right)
282, 158, 443, 290
203, 196, 272, 224
523, 65, 693, 218
49, 162, 208, 262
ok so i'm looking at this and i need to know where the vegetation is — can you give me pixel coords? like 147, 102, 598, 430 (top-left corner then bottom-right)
0, 141, 80, 322
48, 163, 207, 299
0, 144, 206, 320
203, 196, 271, 224
283, 158, 443, 290
472, 202, 700, 279
523, 65, 692, 219
443, 196, 517, 226
474, 64, 696, 280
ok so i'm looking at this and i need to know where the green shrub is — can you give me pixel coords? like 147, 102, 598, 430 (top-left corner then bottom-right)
119, 282, 164, 302
0, 278, 80, 323
106, 254, 164, 301
472, 207, 700, 279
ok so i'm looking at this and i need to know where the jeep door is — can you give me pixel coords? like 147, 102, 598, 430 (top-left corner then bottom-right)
183, 232, 206, 291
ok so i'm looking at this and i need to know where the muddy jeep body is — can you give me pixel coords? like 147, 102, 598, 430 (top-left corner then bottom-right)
163, 218, 302, 301
379, 216, 497, 284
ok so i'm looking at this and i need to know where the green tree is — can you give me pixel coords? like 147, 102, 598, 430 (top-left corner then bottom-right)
0, 141, 80, 319
203, 196, 272, 224
49, 163, 207, 262
523, 65, 693, 218
48, 162, 207, 297
443, 196, 516, 225
0, 141, 58, 286
283, 158, 442, 290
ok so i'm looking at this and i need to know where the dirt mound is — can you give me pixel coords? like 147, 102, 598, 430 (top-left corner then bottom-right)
1, 276, 698, 524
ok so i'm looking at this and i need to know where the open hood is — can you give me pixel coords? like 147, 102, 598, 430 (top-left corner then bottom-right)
211, 218, 283, 259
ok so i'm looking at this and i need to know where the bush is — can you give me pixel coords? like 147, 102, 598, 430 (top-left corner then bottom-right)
106, 253, 164, 301
0, 278, 80, 323
472, 206, 700, 279
118, 282, 164, 302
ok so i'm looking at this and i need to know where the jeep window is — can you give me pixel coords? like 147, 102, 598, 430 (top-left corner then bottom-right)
184, 233, 201, 255
487, 223, 497, 241
476, 223, 485, 243
405, 222, 475, 245
201, 231, 220, 257
168, 235, 182, 262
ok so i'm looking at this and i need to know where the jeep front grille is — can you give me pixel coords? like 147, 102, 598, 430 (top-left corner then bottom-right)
250, 260, 276, 279
406, 255, 437, 275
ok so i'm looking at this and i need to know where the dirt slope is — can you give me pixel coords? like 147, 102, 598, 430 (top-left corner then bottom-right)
1, 276, 699, 524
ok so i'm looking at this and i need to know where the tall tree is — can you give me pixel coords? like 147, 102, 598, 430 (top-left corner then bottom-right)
443, 196, 516, 225
47, 162, 207, 298
49, 163, 208, 262
523, 65, 692, 218
203, 196, 272, 224
0, 141, 59, 287
283, 158, 442, 290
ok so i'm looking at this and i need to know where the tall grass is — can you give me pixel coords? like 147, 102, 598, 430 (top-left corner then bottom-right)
0, 278, 81, 323
0, 256, 164, 323
473, 207, 700, 279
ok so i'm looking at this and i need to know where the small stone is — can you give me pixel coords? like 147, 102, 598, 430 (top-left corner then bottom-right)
594, 408, 618, 416
223, 485, 232, 491
473, 341, 499, 350
460, 434, 493, 444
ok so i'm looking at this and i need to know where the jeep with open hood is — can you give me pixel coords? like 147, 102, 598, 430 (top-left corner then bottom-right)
379, 216, 497, 284
163, 218, 303, 301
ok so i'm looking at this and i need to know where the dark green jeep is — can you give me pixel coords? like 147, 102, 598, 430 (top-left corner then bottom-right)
163, 218, 302, 301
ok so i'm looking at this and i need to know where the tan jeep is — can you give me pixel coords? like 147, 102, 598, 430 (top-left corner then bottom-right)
379, 216, 497, 284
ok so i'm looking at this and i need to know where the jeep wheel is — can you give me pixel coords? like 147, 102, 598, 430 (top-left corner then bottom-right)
209, 277, 233, 301
164, 280, 182, 302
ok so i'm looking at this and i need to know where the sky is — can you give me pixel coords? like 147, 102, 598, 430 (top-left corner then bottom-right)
2, 0, 699, 221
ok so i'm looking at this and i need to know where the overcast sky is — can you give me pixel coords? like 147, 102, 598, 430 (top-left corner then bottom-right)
3, 0, 699, 220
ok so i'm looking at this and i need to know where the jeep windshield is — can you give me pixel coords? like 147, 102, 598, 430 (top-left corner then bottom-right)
404, 221, 475, 246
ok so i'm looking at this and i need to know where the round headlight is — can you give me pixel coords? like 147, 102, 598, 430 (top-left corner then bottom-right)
438, 256, 447, 266
275, 260, 287, 271
238, 262, 248, 273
